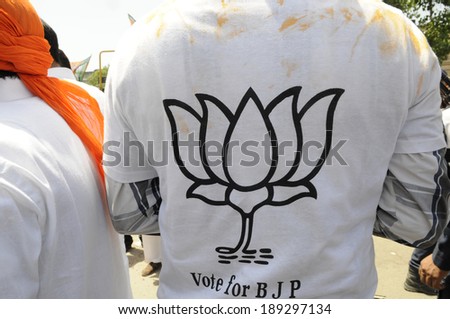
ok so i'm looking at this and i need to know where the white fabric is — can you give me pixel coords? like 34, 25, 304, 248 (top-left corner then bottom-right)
48, 67, 76, 81
142, 235, 162, 263
105, 0, 446, 298
0, 78, 132, 298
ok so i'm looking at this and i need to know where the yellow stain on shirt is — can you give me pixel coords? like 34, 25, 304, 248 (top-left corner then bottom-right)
326, 8, 335, 18
378, 10, 408, 56
408, 28, 428, 56
370, 8, 385, 24
351, 10, 380, 57
282, 59, 299, 78
218, 14, 229, 28
144, 11, 167, 38
215, 3, 245, 40
351, 9, 405, 58
279, 8, 343, 33
277, 0, 285, 5
341, 8, 353, 23
145, 12, 157, 24
189, 34, 196, 45
416, 73, 424, 96
299, 23, 311, 31
279, 16, 302, 32
379, 41, 397, 56
175, 115, 191, 135
156, 22, 166, 38
228, 28, 246, 38
216, 9, 244, 40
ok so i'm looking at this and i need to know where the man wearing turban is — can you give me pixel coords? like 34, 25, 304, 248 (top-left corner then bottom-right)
0, 0, 131, 298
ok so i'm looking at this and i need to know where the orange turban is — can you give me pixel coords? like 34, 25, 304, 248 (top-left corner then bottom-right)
0, 0, 104, 184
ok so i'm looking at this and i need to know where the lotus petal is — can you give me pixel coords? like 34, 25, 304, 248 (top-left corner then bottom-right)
187, 182, 229, 206
164, 99, 210, 182
196, 94, 233, 184
286, 88, 344, 185
223, 88, 277, 190
266, 87, 302, 183
269, 183, 316, 206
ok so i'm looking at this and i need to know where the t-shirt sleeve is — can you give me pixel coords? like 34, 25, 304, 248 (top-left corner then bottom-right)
103, 76, 158, 184
394, 22, 446, 154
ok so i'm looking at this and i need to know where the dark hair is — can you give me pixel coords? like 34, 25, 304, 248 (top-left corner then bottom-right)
41, 19, 59, 62
0, 70, 18, 79
58, 49, 71, 69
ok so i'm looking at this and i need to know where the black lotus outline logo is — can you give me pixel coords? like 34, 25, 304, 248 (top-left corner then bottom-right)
164, 87, 344, 265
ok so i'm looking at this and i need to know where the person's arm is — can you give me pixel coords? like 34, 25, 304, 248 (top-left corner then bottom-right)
105, 175, 161, 235
419, 222, 450, 290
0, 162, 45, 298
102, 93, 161, 235
374, 149, 450, 248
102, 41, 163, 235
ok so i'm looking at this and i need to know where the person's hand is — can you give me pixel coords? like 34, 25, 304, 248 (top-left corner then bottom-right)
419, 254, 449, 290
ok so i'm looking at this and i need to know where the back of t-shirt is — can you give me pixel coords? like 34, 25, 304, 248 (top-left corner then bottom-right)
105, 0, 445, 298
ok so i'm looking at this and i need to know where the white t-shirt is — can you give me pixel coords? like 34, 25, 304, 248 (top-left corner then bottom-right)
0, 78, 132, 298
104, 0, 447, 298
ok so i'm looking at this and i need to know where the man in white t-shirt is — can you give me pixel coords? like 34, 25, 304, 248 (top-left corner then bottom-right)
0, 0, 132, 298
104, 0, 450, 298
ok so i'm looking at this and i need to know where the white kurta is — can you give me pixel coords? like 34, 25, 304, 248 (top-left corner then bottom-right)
0, 78, 132, 298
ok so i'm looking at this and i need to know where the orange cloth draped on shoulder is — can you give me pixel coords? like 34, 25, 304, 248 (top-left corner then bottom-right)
0, 0, 104, 184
